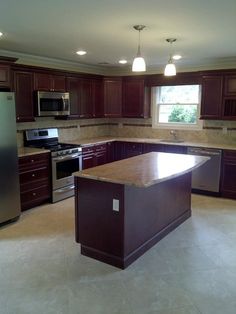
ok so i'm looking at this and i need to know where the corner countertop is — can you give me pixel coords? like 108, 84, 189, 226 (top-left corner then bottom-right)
18, 147, 50, 157
66, 136, 236, 151
74, 152, 209, 187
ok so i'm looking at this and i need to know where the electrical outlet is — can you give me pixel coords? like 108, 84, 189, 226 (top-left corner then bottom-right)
113, 199, 119, 212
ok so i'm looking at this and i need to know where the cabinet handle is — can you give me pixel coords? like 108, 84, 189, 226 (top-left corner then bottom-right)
31, 159, 34, 163
17, 117, 20, 120
32, 173, 35, 177
32, 192, 36, 196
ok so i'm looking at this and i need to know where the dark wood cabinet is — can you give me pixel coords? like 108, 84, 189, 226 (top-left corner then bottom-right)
104, 77, 122, 117
80, 78, 93, 118
114, 141, 144, 160
0, 64, 11, 88
224, 76, 236, 96
200, 75, 223, 119
66, 76, 80, 117
143, 143, 166, 153
92, 79, 104, 117
34, 72, 66, 91
122, 77, 150, 118
18, 153, 51, 210
13, 70, 35, 122
82, 143, 107, 169
221, 150, 236, 199
164, 145, 187, 154
222, 75, 236, 119
66, 77, 94, 118
106, 141, 115, 163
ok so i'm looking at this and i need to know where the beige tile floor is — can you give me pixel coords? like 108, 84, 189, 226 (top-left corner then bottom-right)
1, 194, 236, 314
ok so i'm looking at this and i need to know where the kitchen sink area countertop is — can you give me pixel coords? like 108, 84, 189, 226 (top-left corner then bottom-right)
18, 147, 50, 157
67, 136, 236, 151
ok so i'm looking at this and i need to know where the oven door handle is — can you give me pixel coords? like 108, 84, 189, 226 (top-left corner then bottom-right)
54, 185, 75, 193
53, 154, 81, 162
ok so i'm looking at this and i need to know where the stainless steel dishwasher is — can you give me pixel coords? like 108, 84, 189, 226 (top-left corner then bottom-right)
187, 147, 222, 193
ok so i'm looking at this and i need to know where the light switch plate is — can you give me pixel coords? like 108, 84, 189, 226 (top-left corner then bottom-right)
113, 199, 119, 212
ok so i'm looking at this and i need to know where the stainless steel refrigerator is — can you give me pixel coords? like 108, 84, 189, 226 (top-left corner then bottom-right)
0, 92, 21, 224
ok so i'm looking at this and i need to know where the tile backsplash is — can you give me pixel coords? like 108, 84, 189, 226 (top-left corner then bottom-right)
16, 116, 236, 147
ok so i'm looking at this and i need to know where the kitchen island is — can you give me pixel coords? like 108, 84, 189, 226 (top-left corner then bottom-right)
74, 152, 209, 269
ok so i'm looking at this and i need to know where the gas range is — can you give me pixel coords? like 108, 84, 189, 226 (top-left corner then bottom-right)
24, 128, 82, 203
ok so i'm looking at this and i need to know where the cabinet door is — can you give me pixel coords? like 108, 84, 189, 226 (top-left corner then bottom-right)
0, 64, 11, 87
14, 71, 35, 122
66, 77, 80, 117
164, 145, 187, 154
80, 79, 93, 118
34, 73, 52, 91
200, 76, 223, 119
93, 79, 104, 117
122, 78, 150, 118
104, 78, 122, 117
124, 142, 143, 158
52, 75, 66, 92
221, 150, 236, 199
34, 73, 65, 91
82, 154, 95, 169
106, 142, 114, 163
224, 75, 236, 96
143, 143, 166, 153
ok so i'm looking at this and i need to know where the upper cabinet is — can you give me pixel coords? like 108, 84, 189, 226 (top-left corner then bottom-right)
92, 79, 104, 118
104, 77, 122, 117
66, 76, 96, 119
222, 75, 236, 119
122, 77, 151, 118
0, 64, 11, 88
13, 70, 35, 122
200, 75, 223, 119
34, 72, 66, 92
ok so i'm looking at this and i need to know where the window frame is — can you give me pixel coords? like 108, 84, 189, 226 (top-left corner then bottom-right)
152, 85, 203, 130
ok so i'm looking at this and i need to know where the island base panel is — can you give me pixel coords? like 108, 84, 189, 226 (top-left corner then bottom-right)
75, 173, 192, 269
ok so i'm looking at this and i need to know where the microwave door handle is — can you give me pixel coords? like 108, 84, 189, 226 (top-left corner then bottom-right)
62, 97, 66, 110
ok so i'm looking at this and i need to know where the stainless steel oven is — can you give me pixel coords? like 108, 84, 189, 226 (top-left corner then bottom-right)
24, 128, 82, 203
52, 149, 82, 202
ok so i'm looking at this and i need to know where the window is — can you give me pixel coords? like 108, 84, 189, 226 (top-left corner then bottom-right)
152, 85, 202, 129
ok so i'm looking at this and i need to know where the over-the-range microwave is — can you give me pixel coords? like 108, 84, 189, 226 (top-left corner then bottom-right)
36, 91, 70, 117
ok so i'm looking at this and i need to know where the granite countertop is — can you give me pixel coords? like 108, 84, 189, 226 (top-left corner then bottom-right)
18, 147, 50, 157
74, 152, 209, 187
66, 136, 236, 150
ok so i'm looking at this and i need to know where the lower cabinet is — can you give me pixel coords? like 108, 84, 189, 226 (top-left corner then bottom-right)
114, 141, 144, 160
82, 143, 107, 169
221, 150, 236, 199
18, 153, 51, 210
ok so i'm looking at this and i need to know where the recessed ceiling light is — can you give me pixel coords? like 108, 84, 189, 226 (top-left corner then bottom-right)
0, 32, 3, 37
76, 50, 87, 56
119, 59, 127, 64
172, 54, 182, 60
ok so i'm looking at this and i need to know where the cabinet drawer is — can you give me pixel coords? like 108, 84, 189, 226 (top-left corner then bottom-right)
95, 143, 107, 152
19, 153, 49, 169
20, 184, 51, 210
82, 146, 95, 154
19, 166, 49, 185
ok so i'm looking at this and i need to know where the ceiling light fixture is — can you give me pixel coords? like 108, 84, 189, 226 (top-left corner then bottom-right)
76, 50, 87, 56
132, 25, 146, 72
119, 59, 127, 64
0, 32, 3, 37
172, 54, 182, 60
164, 38, 177, 76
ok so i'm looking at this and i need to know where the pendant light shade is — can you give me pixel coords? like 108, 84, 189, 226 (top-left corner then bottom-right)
164, 38, 177, 76
164, 59, 176, 76
132, 25, 146, 72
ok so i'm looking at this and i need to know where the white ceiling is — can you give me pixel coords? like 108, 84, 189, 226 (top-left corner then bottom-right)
0, 0, 236, 74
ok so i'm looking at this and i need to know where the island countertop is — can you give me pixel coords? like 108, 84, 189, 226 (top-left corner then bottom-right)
74, 152, 209, 187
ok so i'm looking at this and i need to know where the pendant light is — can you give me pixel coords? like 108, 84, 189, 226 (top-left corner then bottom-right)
132, 25, 146, 72
164, 38, 177, 76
